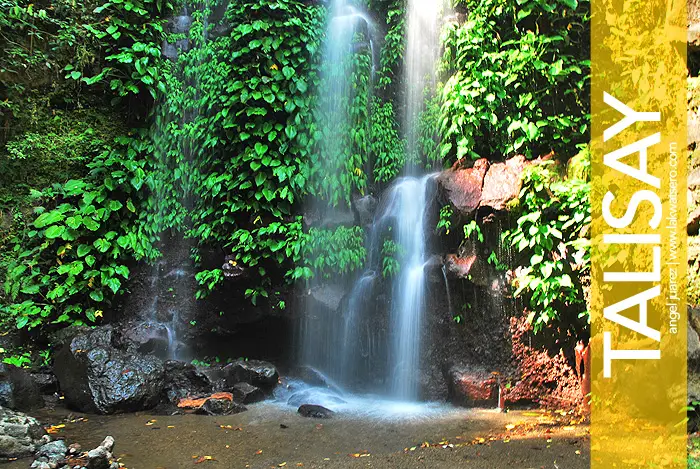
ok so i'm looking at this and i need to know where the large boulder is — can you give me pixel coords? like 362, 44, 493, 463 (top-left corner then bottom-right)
162, 360, 213, 404
437, 158, 489, 216
437, 155, 550, 217
53, 326, 165, 414
0, 364, 44, 411
480, 155, 528, 211
0, 407, 47, 458
221, 359, 279, 391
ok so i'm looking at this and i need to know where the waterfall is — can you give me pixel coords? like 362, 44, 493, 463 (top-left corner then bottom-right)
383, 0, 445, 400
404, 0, 443, 168
299, 0, 445, 402
299, 0, 376, 384
340, 272, 376, 385
386, 175, 434, 400
143, 4, 212, 360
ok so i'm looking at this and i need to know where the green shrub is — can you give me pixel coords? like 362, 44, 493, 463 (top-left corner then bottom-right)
438, 0, 589, 161
505, 154, 590, 337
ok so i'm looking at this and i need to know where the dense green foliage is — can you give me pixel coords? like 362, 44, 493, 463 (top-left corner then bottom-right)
0, 0, 167, 331
505, 154, 590, 337
297, 226, 367, 281
0, 0, 407, 332
3, 135, 156, 328
437, 0, 589, 161
151, 0, 325, 305
0, 0, 591, 350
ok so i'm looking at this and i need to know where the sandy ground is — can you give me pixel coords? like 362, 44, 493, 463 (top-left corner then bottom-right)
6, 403, 589, 469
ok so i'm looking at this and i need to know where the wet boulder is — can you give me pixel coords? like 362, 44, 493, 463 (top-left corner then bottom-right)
162, 360, 213, 404
53, 326, 165, 414
201, 397, 246, 416
0, 407, 47, 458
232, 382, 264, 404
222, 359, 279, 391
298, 404, 334, 419
0, 364, 44, 412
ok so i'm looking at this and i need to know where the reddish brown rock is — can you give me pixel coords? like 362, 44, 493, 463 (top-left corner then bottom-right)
438, 154, 557, 216
444, 254, 477, 278
447, 366, 498, 407
444, 253, 499, 288
502, 316, 583, 409
437, 158, 489, 216
480, 155, 528, 211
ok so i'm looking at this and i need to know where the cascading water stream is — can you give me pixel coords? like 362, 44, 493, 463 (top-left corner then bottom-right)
383, 0, 445, 400
299, 0, 445, 403
299, 0, 377, 384
146, 4, 213, 361
387, 175, 434, 399
403, 0, 443, 168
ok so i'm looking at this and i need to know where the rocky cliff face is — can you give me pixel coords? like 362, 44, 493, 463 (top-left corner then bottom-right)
114, 153, 583, 406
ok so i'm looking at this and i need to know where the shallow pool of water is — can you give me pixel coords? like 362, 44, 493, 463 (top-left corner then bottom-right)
6, 398, 589, 469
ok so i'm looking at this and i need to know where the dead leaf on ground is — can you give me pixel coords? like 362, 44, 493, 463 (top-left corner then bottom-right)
46, 424, 66, 434
179, 392, 234, 409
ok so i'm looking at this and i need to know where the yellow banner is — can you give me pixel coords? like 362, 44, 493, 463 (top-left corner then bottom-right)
590, 0, 687, 467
